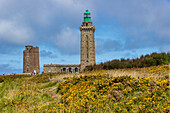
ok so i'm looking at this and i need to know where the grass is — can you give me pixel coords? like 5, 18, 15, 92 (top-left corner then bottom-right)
39, 81, 58, 89
0, 65, 169, 112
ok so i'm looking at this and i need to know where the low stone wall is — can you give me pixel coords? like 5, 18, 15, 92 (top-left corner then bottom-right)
5, 73, 32, 75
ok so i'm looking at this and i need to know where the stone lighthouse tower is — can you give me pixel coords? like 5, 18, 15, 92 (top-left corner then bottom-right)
80, 10, 95, 71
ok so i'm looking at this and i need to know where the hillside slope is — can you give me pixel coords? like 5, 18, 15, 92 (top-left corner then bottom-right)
85, 52, 170, 71
0, 65, 169, 112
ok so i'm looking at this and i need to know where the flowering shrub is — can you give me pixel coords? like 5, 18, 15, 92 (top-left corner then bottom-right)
0, 76, 4, 82
0, 75, 31, 82
56, 74, 169, 112
29, 74, 49, 83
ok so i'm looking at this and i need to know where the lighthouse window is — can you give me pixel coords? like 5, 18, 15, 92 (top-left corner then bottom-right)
84, 30, 90, 33
86, 35, 88, 39
86, 41, 88, 46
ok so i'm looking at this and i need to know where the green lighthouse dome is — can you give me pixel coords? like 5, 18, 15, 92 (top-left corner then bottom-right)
84, 10, 91, 22
84, 10, 91, 15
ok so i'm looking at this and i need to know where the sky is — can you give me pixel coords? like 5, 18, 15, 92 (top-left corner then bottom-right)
0, 0, 170, 74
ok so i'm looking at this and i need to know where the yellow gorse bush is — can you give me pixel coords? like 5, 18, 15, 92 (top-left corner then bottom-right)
55, 73, 169, 112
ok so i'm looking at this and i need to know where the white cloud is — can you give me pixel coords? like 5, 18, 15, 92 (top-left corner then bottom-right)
0, 0, 94, 27
0, 19, 34, 45
52, 0, 93, 12
53, 27, 80, 54
94, 0, 170, 49
0, 0, 169, 50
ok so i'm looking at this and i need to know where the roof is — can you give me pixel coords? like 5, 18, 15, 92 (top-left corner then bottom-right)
84, 10, 90, 15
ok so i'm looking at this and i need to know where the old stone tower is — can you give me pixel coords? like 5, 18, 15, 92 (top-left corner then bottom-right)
23, 45, 40, 74
80, 10, 96, 71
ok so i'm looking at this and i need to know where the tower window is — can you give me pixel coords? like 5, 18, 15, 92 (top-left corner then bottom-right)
86, 41, 88, 46
86, 23, 88, 26
27, 63, 29, 72
86, 35, 88, 39
86, 60, 89, 63
27, 57, 29, 61
49, 68, 51, 72
87, 54, 89, 58
87, 47, 88, 52
27, 64, 29, 71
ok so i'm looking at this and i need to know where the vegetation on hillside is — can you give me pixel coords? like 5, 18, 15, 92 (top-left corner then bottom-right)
0, 65, 169, 112
85, 52, 170, 71
56, 74, 169, 112
0, 74, 31, 83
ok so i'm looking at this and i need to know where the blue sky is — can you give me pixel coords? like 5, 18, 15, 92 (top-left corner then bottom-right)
0, 0, 170, 74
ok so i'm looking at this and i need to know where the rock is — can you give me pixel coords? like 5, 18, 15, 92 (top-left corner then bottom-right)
56, 79, 66, 82
111, 90, 124, 101
134, 91, 143, 96
49, 78, 65, 82
126, 81, 130, 85
126, 86, 132, 92
107, 93, 112, 100
131, 81, 136, 86
161, 75, 169, 80
123, 81, 130, 87
149, 80, 157, 86
143, 92, 149, 95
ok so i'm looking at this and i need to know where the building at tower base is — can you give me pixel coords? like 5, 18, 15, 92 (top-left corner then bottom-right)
43, 64, 80, 73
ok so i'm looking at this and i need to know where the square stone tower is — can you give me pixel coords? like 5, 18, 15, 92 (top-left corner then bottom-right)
23, 45, 40, 74
80, 10, 95, 71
